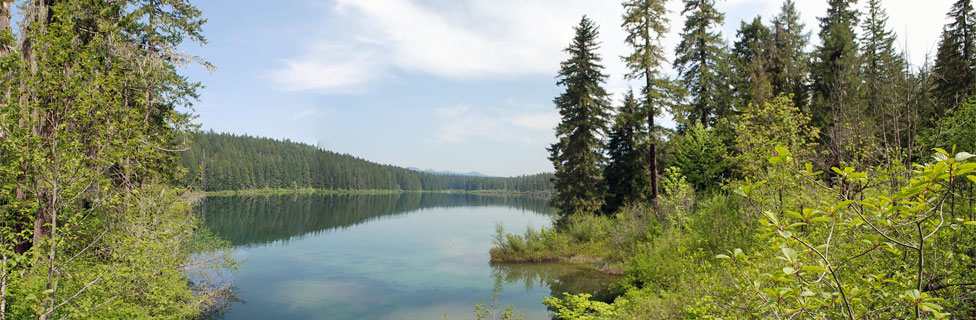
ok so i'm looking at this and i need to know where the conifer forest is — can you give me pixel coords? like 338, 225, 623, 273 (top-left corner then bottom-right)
1, 0, 976, 319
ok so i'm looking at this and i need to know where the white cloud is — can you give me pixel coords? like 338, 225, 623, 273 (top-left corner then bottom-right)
292, 107, 336, 121
271, 0, 950, 93
434, 104, 558, 145
269, 43, 385, 93
510, 113, 559, 131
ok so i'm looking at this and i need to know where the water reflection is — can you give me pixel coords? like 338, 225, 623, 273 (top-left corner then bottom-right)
198, 193, 620, 319
200, 193, 552, 247
490, 262, 620, 303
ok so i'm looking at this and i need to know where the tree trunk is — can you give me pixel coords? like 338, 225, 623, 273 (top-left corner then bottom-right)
644, 35, 659, 204
23, 0, 58, 248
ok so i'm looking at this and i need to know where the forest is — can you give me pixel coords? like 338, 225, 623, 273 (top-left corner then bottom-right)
180, 131, 555, 193
492, 0, 976, 319
1, 0, 975, 318
0, 0, 234, 319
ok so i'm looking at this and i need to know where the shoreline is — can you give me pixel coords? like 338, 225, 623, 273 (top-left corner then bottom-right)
188, 188, 554, 198
490, 254, 623, 276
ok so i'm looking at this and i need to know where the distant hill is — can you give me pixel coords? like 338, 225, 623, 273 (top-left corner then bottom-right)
180, 131, 553, 193
407, 167, 488, 177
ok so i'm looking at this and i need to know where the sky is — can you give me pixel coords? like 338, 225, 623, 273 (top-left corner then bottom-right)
181, 0, 953, 177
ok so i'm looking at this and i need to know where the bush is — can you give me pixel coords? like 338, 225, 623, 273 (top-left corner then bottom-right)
621, 230, 693, 292
564, 214, 613, 243
688, 194, 754, 253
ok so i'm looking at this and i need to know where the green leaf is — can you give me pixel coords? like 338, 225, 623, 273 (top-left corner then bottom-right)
715, 254, 731, 259
967, 175, 976, 184
956, 152, 976, 161
733, 188, 747, 198
809, 217, 831, 223
775, 145, 790, 157
786, 210, 803, 220
763, 211, 780, 226
802, 265, 828, 274
787, 222, 807, 230
733, 248, 744, 258
831, 167, 844, 175
964, 221, 976, 226
777, 230, 793, 238
883, 243, 901, 255
783, 266, 797, 275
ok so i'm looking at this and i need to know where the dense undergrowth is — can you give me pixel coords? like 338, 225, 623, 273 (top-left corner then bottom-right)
494, 148, 976, 319
492, 95, 976, 319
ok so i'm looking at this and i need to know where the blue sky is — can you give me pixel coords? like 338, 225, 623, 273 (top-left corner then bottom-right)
181, 0, 951, 177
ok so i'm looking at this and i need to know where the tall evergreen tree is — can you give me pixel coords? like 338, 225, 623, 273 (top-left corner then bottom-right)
673, 0, 732, 129
769, 0, 810, 109
860, 0, 906, 149
621, 0, 677, 204
933, 0, 976, 118
549, 16, 613, 220
732, 16, 774, 108
810, 0, 860, 164
603, 91, 649, 214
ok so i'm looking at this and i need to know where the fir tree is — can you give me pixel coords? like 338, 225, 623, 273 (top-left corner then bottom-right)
732, 16, 774, 109
769, 0, 810, 109
549, 16, 612, 220
933, 0, 976, 117
621, 0, 677, 204
673, 0, 732, 129
859, 0, 906, 148
603, 91, 650, 214
810, 0, 860, 165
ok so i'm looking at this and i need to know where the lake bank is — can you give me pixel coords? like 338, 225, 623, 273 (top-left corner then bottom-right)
191, 188, 554, 198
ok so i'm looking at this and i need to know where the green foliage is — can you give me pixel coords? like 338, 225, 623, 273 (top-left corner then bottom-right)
733, 145, 976, 319
860, 0, 905, 132
810, 0, 862, 163
182, 131, 555, 193
932, 0, 976, 116
471, 284, 526, 320
603, 91, 650, 214
673, 0, 733, 128
730, 94, 819, 177
0, 1, 233, 318
490, 223, 576, 263
769, 0, 810, 110
621, 230, 693, 292
550, 16, 613, 220
543, 293, 615, 320
731, 16, 774, 108
621, 0, 683, 203
918, 97, 976, 153
670, 124, 729, 192
657, 167, 695, 229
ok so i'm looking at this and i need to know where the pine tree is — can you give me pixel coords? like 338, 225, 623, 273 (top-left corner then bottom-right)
603, 91, 649, 214
732, 16, 774, 109
673, 0, 732, 129
933, 0, 976, 118
621, 0, 677, 204
810, 0, 860, 165
549, 16, 612, 221
860, 0, 906, 149
769, 0, 810, 109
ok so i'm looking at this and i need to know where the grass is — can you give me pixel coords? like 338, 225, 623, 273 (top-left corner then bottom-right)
489, 206, 663, 274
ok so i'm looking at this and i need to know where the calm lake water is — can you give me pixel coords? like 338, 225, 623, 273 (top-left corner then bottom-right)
199, 193, 618, 320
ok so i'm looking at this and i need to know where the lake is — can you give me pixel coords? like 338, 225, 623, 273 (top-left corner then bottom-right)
199, 193, 618, 319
